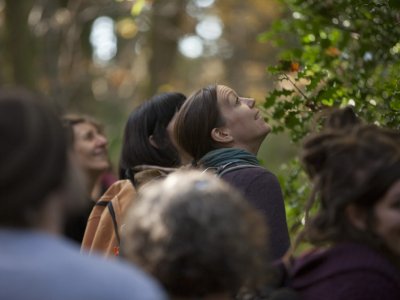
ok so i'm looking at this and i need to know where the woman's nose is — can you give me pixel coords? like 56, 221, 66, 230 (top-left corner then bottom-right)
96, 134, 108, 147
241, 97, 255, 108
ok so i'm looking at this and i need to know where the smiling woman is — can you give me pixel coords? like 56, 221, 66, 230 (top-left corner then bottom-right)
71, 121, 109, 175
63, 114, 112, 195
62, 114, 115, 243
174, 84, 290, 260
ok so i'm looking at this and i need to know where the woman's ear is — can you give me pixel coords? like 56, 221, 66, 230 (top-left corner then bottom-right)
345, 204, 367, 230
149, 135, 159, 149
211, 127, 233, 144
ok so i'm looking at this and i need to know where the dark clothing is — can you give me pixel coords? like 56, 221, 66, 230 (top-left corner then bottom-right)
65, 172, 117, 244
289, 242, 400, 300
64, 200, 95, 243
222, 166, 290, 260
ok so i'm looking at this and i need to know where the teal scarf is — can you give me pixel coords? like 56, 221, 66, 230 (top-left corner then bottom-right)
198, 148, 260, 169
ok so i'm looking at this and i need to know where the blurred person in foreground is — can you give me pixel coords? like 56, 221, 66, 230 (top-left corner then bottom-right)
0, 88, 166, 300
284, 107, 400, 300
121, 170, 270, 300
62, 114, 117, 243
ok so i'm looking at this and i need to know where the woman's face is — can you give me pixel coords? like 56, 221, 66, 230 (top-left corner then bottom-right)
374, 179, 400, 256
216, 85, 271, 153
72, 122, 110, 175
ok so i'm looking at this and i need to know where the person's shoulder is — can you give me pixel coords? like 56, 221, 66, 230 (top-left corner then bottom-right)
106, 179, 135, 197
50, 237, 165, 300
0, 233, 166, 300
291, 244, 400, 299
329, 270, 400, 300
80, 255, 166, 300
221, 164, 273, 178
220, 165, 280, 191
331, 243, 400, 277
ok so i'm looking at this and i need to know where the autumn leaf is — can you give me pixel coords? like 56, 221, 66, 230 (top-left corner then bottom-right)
325, 47, 341, 57
290, 62, 300, 72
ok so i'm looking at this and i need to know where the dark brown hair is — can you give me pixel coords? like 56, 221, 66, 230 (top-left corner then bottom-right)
300, 107, 400, 251
174, 85, 225, 163
122, 170, 268, 297
119, 92, 186, 181
0, 88, 68, 227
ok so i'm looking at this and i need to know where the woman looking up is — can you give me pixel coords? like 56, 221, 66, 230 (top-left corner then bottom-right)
174, 84, 290, 259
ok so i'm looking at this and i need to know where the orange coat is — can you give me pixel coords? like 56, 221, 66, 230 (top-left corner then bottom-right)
81, 167, 173, 257
81, 180, 135, 257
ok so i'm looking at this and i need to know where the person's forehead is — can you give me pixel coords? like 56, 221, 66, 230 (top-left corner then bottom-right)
73, 121, 98, 134
217, 85, 237, 103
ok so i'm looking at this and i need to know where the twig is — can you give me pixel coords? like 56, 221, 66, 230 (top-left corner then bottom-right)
281, 73, 311, 101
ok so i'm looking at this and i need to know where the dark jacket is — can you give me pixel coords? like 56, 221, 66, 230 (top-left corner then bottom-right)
289, 242, 400, 300
64, 199, 95, 244
222, 166, 290, 260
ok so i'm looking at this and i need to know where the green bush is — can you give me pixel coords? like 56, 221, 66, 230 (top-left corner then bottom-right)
261, 0, 400, 235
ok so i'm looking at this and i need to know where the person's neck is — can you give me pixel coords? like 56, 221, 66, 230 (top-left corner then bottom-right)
232, 142, 261, 155
85, 170, 103, 200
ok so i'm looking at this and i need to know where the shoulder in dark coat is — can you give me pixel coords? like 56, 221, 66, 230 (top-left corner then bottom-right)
222, 166, 290, 260
290, 242, 400, 300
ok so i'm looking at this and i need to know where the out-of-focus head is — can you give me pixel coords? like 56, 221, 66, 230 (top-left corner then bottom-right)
119, 92, 186, 180
62, 114, 110, 175
174, 84, 270, 162
122, 170, 268, 299
0, 88, 85, 228
301, 107, 400, 257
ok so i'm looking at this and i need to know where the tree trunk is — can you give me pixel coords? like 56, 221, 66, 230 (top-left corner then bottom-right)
148, 0, 186, 96
4, 0, 36, 89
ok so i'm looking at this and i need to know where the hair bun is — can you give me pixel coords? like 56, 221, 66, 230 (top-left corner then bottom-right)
323, 106, 360, 131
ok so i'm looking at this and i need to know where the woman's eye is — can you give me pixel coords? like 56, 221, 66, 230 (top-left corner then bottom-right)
235, 97, 240, 105
83, 132, 95, 141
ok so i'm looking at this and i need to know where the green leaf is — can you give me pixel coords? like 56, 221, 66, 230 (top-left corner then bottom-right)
264, 95, 276, 108
285, 111, 300, 129
131, 0, 146, 16
390, 97, 400, 111
258, 31, 275, 42
389, 0, 400, 9
267, 65, 282, 74
321, 98, 334, 106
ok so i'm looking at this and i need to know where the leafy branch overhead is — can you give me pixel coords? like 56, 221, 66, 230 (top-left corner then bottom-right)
261, 0, 400, 143
260, 0, 400, 235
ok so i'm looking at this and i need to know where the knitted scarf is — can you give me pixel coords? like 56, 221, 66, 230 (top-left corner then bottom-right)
198, 148, 260, 169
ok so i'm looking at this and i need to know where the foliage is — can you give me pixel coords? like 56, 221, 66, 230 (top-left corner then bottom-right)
260, 0, 400, 235
277, 158, 311, 234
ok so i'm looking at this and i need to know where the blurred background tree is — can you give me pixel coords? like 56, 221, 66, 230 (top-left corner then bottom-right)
0, 0, 294, 173
261, 0, 400, 235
